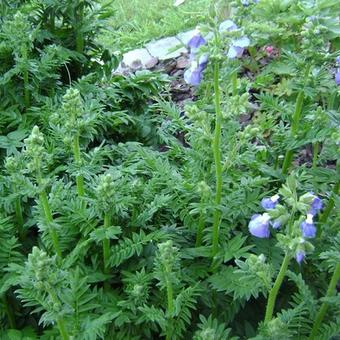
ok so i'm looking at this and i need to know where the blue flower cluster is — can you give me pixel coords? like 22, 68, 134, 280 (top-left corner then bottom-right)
184, 20, 251, 86
336, 56, 340, 85
248, 193, 323, 264
248, 194, 280, 238
241, 0, 260, 7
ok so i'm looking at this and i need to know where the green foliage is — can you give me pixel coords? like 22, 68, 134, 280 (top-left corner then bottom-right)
0, 0, 339, 338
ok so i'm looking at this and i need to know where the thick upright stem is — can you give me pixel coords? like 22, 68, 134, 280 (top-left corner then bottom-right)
282, 91, 304, 174
102, 213, 110, 274
195, 197, 206, 247
211, 61, 223, 258
22, 48, 30, 108
57, 318, 70, 340
264, 253, 291, 323
231, 70, 237, 97
317, 181, 339, 238
3, 293, 16, 329
72, 134, 85, 197
165, 275, 174, 340
47, 287, 69, 340
14, 196, 24, 241
76, 3, 84, 54
309, 263, 340, 339
39, 191, 62, 260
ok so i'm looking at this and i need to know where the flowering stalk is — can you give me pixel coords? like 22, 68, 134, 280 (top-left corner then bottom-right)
22, 46, 30, 108
14, 195, 25, 241
211, 60, 223, 258
318, 181, 339, 233
264, 253, 291, 322
2, 294, 16, 329
72, 132, 85, 197
165, 272, 174, 340
309, 263, 340, 339
282, 91, 304, 174
46, 287, 69, 340
195, 203, 206, 247
103, 213, 110, 274
231, 70, 238, 97
39, 191, 62, 260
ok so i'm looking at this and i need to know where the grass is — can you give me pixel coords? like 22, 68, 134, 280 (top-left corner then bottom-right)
100, 0, 211, 52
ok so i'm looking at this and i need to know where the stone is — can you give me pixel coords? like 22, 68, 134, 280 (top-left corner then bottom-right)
121, 48, 154, 69
176, 56, 189, 69
146, 36, 187, 60
145, 57, 159, 69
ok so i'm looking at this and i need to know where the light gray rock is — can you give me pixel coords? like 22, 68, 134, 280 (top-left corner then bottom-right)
146, 36, 187, 60
121, 48, 154, 69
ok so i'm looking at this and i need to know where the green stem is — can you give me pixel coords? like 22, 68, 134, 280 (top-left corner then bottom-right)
102, 213, 110, 274
22, 47, 30, 108
57, 318, 70, 340
317, 181, 339, 237
50, 11, 55, 34
231, 70, 237, 97
309, 263, 340, 340
48, 287, 69, 340
39, 191, 62, 260
195, 198, 206, 247
14, 196, 25, 241
312, 142, 319, 169
3, 294, 16, 329
72, 134, 85, 197
76, 3, 84, 54
165, 275, 174, 340
211, 61, 223, 258
264, 253, 291, 323
282, 91, 305, 174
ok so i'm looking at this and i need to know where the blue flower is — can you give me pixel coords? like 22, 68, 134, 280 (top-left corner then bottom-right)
300, 214, 316, 238
241, 0, 250, 6
271, 219, 281, 229
184, 54, 209, 86
295, 250, 305, 264
336, 70, 340, 86
248, 213, 271, 238
184, 66, 203, 86
219, 20, 238, 32
261, 194, 280, 210
227, 36, 250, 59
336, 56, 340, 65
187, 28, 206, 49
309, 196, 323, 216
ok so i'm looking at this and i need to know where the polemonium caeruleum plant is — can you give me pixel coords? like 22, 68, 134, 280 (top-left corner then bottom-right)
248, 176, 323, 324
184, 19, 251, 260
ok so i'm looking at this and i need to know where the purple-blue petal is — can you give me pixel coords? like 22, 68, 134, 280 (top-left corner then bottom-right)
233, 36, 250, 48
248, 214, 270, 238
184, 68, 202, 86
219, 20, 238, 32
198, 54, 209, 70
241, 0, 250, 6
309, 196, 323, 216
271, 219, 281, 229
227, 45, 244, 59
295, 250, 305, 264
187, 34, 206, 49
335, 71, 340, 86
300, 221, 316, 238
261, 198, 277, 210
